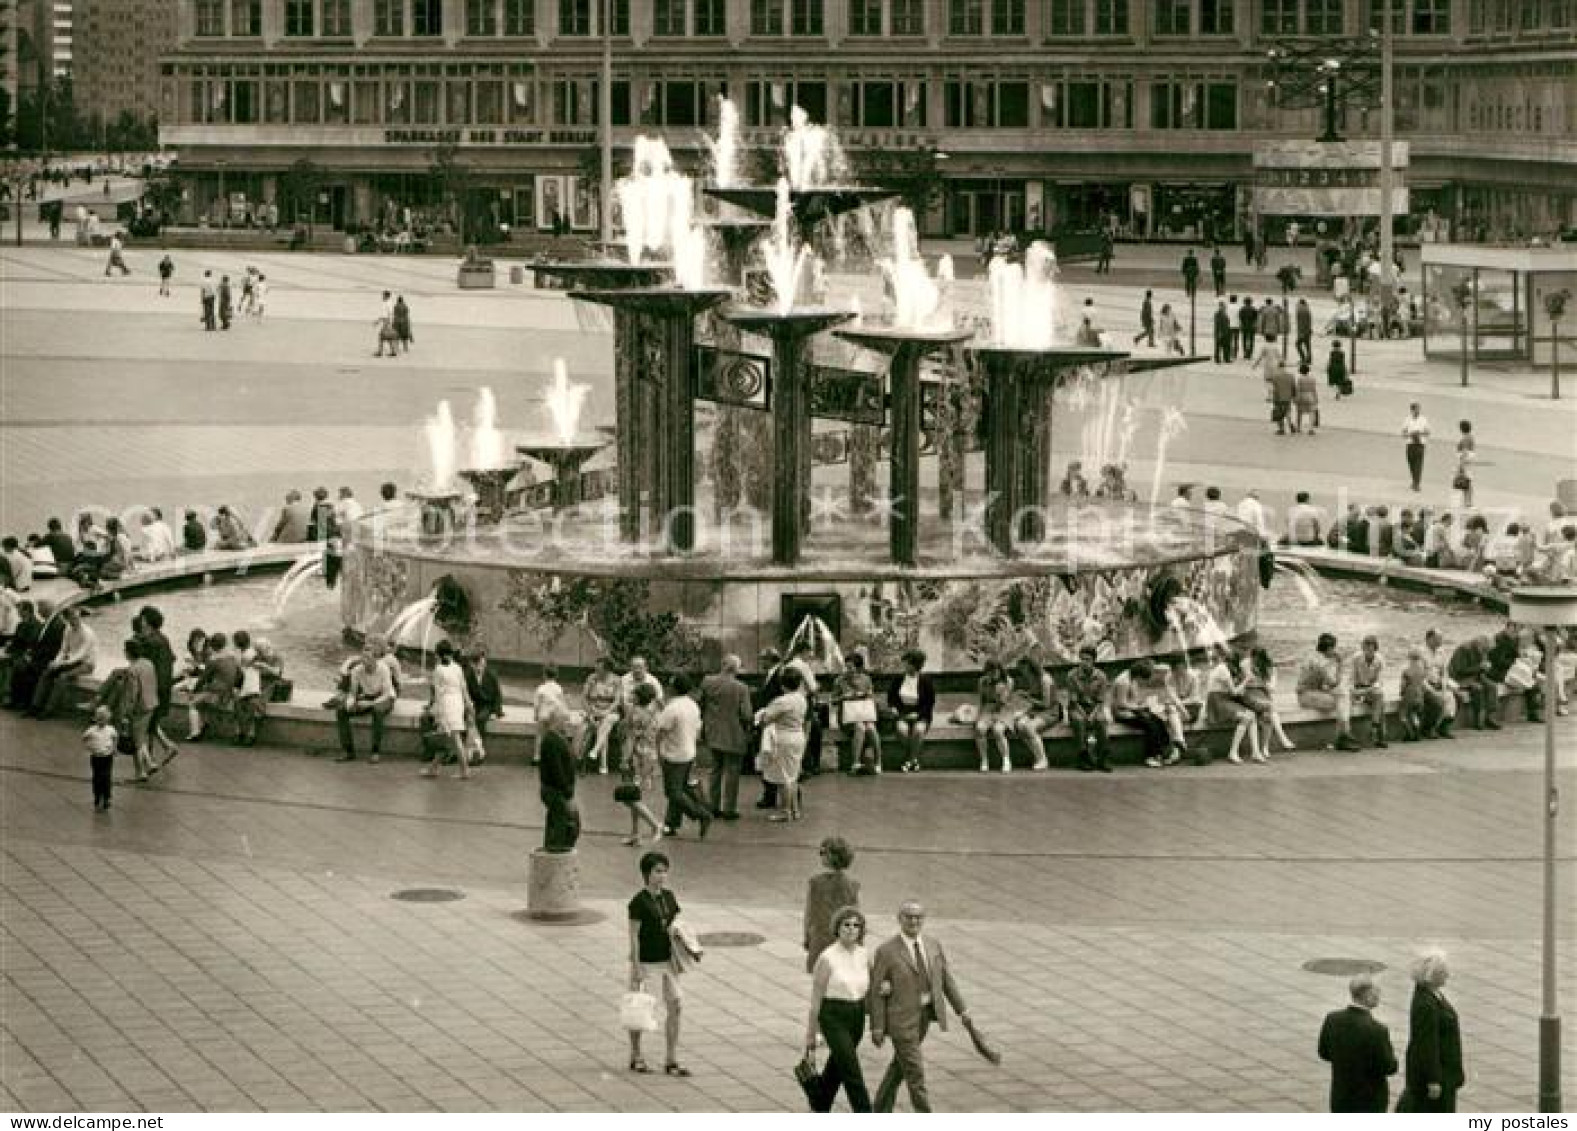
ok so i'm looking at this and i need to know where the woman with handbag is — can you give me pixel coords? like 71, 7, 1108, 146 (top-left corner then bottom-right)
626, 851, 691, 1077
758, 666, 810, 823
833, 650, 882, 774
886, 649, 936, 773
803, 837, 860, 973
616, 681, 664, 847
803, 905, 872, 1112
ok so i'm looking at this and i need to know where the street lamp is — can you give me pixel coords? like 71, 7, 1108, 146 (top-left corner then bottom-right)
1544, 288, 1570, 401
1452, 277, 1473, 387
1505, 585, 1577, 1115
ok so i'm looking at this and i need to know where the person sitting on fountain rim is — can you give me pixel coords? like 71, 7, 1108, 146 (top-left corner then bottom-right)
462, 645, 504, 764
335, 644, 397, 762
1111, 659, 1180, 768
973, 661, 1018, 774
1297, 633, 1362, 751
1447, 634, 1501, 730
1349, 635, 1390, 748
1010, 655, 1057, 771
579, 656, 622, 773
1286, 492, 1326, 547
1063, 646, 1112, 772
1488, 622, 1544, 723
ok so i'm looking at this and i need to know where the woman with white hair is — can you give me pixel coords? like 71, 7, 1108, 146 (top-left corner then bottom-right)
1398, 948, 1465, 1112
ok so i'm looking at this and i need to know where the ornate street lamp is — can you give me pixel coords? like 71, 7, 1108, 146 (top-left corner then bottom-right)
1506, 586, 1577, 1114
1544, 288, 1570, 401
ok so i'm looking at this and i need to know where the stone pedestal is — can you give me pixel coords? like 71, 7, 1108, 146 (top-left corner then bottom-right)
527, 848, 582, 920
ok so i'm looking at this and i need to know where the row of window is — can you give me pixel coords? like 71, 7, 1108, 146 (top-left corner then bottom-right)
181, 71, 1245, 129
196, 0, 1526, 40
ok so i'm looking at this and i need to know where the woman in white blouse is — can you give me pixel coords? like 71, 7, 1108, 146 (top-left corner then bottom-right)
804, 905, 871, 1112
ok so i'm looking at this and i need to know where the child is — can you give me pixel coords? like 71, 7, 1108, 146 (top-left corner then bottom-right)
1398, 647, 1437, 741
84, 705, 118, 811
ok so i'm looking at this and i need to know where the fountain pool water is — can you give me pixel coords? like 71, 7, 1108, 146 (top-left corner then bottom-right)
88, 572, 1509, 697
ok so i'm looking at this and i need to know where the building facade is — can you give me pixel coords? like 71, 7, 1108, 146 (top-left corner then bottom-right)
159, 0, 1576, 238
47, 0, 68, 76
74, 0, 178, 131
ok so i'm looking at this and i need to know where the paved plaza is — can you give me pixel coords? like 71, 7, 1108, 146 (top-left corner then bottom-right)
2, 242, 1576, 1112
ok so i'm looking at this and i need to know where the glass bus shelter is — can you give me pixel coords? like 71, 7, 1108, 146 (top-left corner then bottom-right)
1421, 244, 1577, 366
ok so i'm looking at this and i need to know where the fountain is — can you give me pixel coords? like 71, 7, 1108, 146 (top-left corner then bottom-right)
271, 551, 324, 618
515, 361, 609, 513
835, 206, 972, 566
408, 400, 465, 542
457, 387, 523, 526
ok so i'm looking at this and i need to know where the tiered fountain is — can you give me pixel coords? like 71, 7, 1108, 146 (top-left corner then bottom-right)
456, 387, 522, 525
835, 207, 971, 566
514, 361, 608, 513
408, 401, 466, 543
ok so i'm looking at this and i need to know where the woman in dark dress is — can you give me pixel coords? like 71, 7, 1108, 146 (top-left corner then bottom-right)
626, 851, 690, 1077
1399, 948, 1465, 1112
802, 837, 860, 973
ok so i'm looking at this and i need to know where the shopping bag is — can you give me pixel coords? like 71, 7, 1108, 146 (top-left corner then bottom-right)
793, 1051, 822, 1109
619, 990, 660, 1032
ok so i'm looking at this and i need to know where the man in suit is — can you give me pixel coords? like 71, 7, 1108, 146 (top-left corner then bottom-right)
699, 653, 753, 820
868, 900, 971, 1112
1317, 973, 1398, 1112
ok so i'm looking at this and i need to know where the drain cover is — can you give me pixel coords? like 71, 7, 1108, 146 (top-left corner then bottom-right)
1303, 958, 1387, 977
697, 931, 766, 948
391, 888, 466, 903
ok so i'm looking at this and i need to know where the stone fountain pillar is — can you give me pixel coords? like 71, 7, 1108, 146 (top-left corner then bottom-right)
706, 218, 775, 518
836, 326, 973, 566
725, 309, 855, 565
578, 288, 732, 552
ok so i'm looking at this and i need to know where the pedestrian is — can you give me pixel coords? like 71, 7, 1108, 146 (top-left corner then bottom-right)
1210, 246, 1227, 296
1400, 401, 1431, 492
239, 267, 256, 314
83, 704, 119, 812
157, 254, 174, 297
104, 233, 131, 276
1295, 297, 1313, 366
419, 641, 473, 778
1286, 220, 1302, 248
758, 666, 810, 822
1268, 361, 1296, 435
626, 851, 690, 1077
200, 271, 217, 331
1238, 296, 1259, 360
1180, 248, 1199, 298
1134, 289, 1155, 347
1294, 362, 1319, 435
654, 672, 712, 838
1226, 294, 1241, 359
252, 273, 268, 319
698, 653, 752, 819
1327, 340, 1350, 399
1397, 949, 1465, 1112
1156, 304, 1184, 355
374, 290, 398, 357
536, 703, 579, 852
393, 294, 413, 352
804, 905, 872, 1112
1318, 973, 1398, 1112
132, 606, 179, 767
1243, 226, 1257, 266
1212, 299, 1232, 364
1095, 229, 1113, 273
868, 900, 973, 1113
218, 274, 233, 330
803, 837, 861, 973
1454, 419, 1476, 507
616, 681, 664, 847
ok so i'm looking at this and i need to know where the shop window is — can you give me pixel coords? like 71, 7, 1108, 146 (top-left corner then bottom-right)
354, 80, 380, 123
1304, 0, 1340, 30
414, 79, 441, 122
476, 79, 504, 122
892, 0, 924, 32
1200, 0, 1231, 33
993, 0, 1025, 32
655, 0, 686, 34
376, 0, 405, 34
293, 79, 321, 122
793, 0, 825, 33
1049, 0, 1086, 34
944, 79, 976, 127
1153, 0, 1189, 35
950, 0, 985, 33
1260, 0, 1296, 34
752, 0, 785, 33
505, 0, 535, 33
196, 0, 224, 37
695, 0, 726, 33
468, 0, 499, 33
265, 80, 289, 123
284, 0, 314, 36
850, 0, 882, 35
414, 0, 445, 34
232, 0, 262, 35
322, 0, 353, 35
1095, 0, 1127, 31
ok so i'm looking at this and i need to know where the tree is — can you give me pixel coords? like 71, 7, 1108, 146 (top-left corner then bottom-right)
278, 157, 324, 234
428, 142, 473, 241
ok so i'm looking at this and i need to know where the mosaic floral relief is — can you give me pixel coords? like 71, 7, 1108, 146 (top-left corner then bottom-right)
340, 549, 413, 634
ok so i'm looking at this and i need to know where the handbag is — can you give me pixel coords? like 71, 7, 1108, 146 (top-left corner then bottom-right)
840, 697, 878, 726
618, 990, 660, 1033
793, 1051, 822, 1109
268, 678, 294, 704
613, 782, 642, 804
1453, 472, 1471, 492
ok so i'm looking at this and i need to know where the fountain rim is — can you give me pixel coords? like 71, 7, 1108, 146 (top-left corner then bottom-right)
571, 286, 735, 311
966, 345, 1132, 364
722, 306, 858, 332
835, 325, 976, 351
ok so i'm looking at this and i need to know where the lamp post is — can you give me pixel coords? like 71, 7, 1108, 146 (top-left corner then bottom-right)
1506, 586, 1577, 1114
1452, 277, 1473, 387
1544, 288, 1570, 401
599, 0, 613, 248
